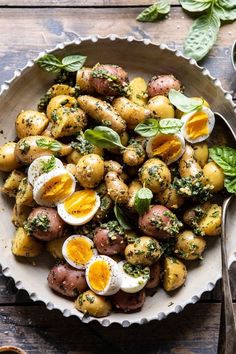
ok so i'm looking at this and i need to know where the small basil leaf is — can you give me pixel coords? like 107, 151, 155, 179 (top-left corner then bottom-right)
218, 0, 236, 9
183, 12, 220, 62
136, 0, 170, 22
159, 118, 183, 134
114, 203, 132, 230
225, 176, 236, 194
36, 138, 61, 152
134, 187, 153, 215
62, 55, 87, 72
36, 54, 63, 73
41, 155, 56, 173
168, 89, 203, 113
84, 126, 125, 150
180, 0, 212, 12
213, 5, 236, 21
209, 147, 236, 176
134, 118, 160, 137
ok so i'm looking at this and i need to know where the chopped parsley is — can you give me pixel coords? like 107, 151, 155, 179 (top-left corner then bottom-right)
41, 155, 56, 173
123, 262, 150, 279
173, 176, 213, 202
19, 140, 30, 155
24, 214, 50, 233
71, 133, 94, 155
100, 220, 125, 240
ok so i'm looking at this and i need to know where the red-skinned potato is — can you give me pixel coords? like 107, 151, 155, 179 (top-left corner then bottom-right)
147, 74, 181, 98
93, 226, 126, 255
139, 205, 182, 239
47, 263, 87, 297
146, 262, 161, 289
111, 289, 145, 312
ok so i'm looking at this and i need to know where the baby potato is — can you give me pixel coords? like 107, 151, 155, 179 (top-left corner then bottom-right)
139, 158, 171, 193
155, 185, 184, 210
127, 179, 142, 212
93, 194, 113, 222
125, 236, 162, 266
65, 163, 77, 177
147, 96, 175, 119
46, 95, 77, 120
199, 203, 222, 236
47, 84, 76, 98
15, 136, 72, 164
12, 227, 43, 257
105, 171, 129, 204
0, 142, 21, 172
123, 138, 146, 166
16, 178, 35, 207
1, 170, 25, 197
104, 160, 123, 175
67, 145, 103, 165
146, 262, 161, 289
128, 77, 148, 106
163, 257, 187, 291
77, 95, 126, 133
76, 67, 95, 94
16, 110, 49, 139
203, 161, 224, 192
75, 290, 112, 318
76, 154, 104, 188
113, 97, 152, 130
46, 235, 68, 259
175, 230, 206, 260
193, 142, 209, 168
148, 74, 181, 98
12, 203, 31, 227
51, 107, 87, 138
179, 145, 202, 178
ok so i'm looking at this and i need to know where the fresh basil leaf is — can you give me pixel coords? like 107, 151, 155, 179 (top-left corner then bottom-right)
183, 12, 220, 61
213, 5, 236, 21
136, 0, 170, 22
36, 138, 61, 152
134, 187, 153, 215
168, 89, 203, 113
41, 155, 56, 173
114, 203, 132, 230
225, 176, 236, 194
218, 0, 236, 9
134, 119, 160, 137
84, 126, 125, 150
36, 54, 63, 73
62, 55, 87, 72
180, 0, 212, 12
209, 147, 236, 176
159, 118, 183, 134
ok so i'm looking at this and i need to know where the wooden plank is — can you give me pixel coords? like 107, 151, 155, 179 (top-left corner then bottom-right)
0, 7, 235, 96
0, 303, 225, 353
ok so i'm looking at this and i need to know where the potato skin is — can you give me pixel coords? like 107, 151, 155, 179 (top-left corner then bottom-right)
47, 235, 68, 259
46, 95, 77, 120
75, 290, 112, 317
179, 145, 203, 178
26, 207, 65, 241
148, 74, 181, 98
125, 236, 162, 266
1, 170, 25, 197
128, 77, 148, 106
76, 67, 95, 94
12, 227, 43, 257
198, 203, 222, 236
139, 158, 171, 193
51, 106, 87, 138
139, 205, 182, 239
16, 178, 35, 207
147, 96, 175, 119
16, 110, 49, 138
0, 142, 20, 172
163, 257, 187, 291
123, 138, 146, 166
77, 95, 126, 133
46, 84, 76, 98
111, 289, 145, 313
127, 179, 142, 212
155, 185, 184, 210
105, 171, 129, 204
193, 142, 208, 168
12, 203, 31, 227
146, 262, 161, 289
203, 161, 224, 192
48, 263, 87, 297
76, 154, 104, 188
93, 227, 126, 255
90, 64, 129, 96
104, 160, 123, 175
113, 97, 152, 130
175, 230, 206, 260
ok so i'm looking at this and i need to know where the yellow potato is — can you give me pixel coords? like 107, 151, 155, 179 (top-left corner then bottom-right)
76, 154, 104, 188
67, 145, 103, 164
76, 67, 95, 94
199, 203, 222, 236
147, 96, 175, 119
203, 161, 224, 192
163, 257, 187, 291
139, 158, 171, 193
125, 236, 162, 266
75, 290, 112, 318
179, 145, 202, 178
51, 106, 87, 138
155, 185, 184, 209
0, 142, 20, 172
12, 203, 31, 227
175, 230, 206, 260
123, 138, 146, 166
46, 95, 77, 120
47, 84, 76, 98
105, 171, 129, 204
127, 179, 142, 211
65, 163, 77, 177
128, 77, 148, 106
12, 227, 44, 257
193, 142, 209, 168
16, 110, 49, 139
46, 235, 68, 259
1, 170, 25, 197
104, 160, 123, 175
15, 178, 35, 207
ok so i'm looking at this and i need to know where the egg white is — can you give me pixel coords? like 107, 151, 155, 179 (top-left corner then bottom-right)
86, 255, 122, 296
118, 261, 150, 293
28, 156, 64, 186
57, 191, 100, 226
181, 106, 215, 143
62, 235, 97, 270
33, 167, 76, 206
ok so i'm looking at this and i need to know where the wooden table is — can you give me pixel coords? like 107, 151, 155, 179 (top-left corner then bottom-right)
0, 1, 236, 353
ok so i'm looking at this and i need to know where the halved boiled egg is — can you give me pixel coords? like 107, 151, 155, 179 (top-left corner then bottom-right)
28, 156, 63, 186
86, 255, 122, 296
33, 167, 75, 206
146, 133, 185, 165
62, 235, 97, 269
181, 106, 215, 143
118, 261, 150, 293
57, 190, 100, 226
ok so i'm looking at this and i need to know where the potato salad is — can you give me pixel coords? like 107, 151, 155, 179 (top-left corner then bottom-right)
1, 52, 233, 318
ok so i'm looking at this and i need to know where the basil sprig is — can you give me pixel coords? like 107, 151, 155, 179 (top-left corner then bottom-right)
84, 126, 126, 150
114, 203, 132, 230
209, 146, 236, 194
135, 187, 153, 215
36, 138, 61, 152
36, 54, 87, 73
134, 118, 183, 138
137, 0, 170, 22
168, 89, 203, 113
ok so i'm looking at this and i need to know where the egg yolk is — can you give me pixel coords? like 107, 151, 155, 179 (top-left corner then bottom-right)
64, 190, 96, 218
66, 237, 94, 266
152, 134, 181, 161
42, 173, 73, 203
186, 111, 209, 139
88, 260, 111, 292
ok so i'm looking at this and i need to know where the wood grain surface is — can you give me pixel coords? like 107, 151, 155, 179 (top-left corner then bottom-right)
0, 1, 236, 353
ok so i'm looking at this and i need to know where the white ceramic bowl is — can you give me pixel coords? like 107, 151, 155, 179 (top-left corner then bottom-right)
0, 35, 236, 327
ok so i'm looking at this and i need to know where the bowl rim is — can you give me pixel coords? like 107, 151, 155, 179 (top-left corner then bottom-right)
1, 34, 236, 327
